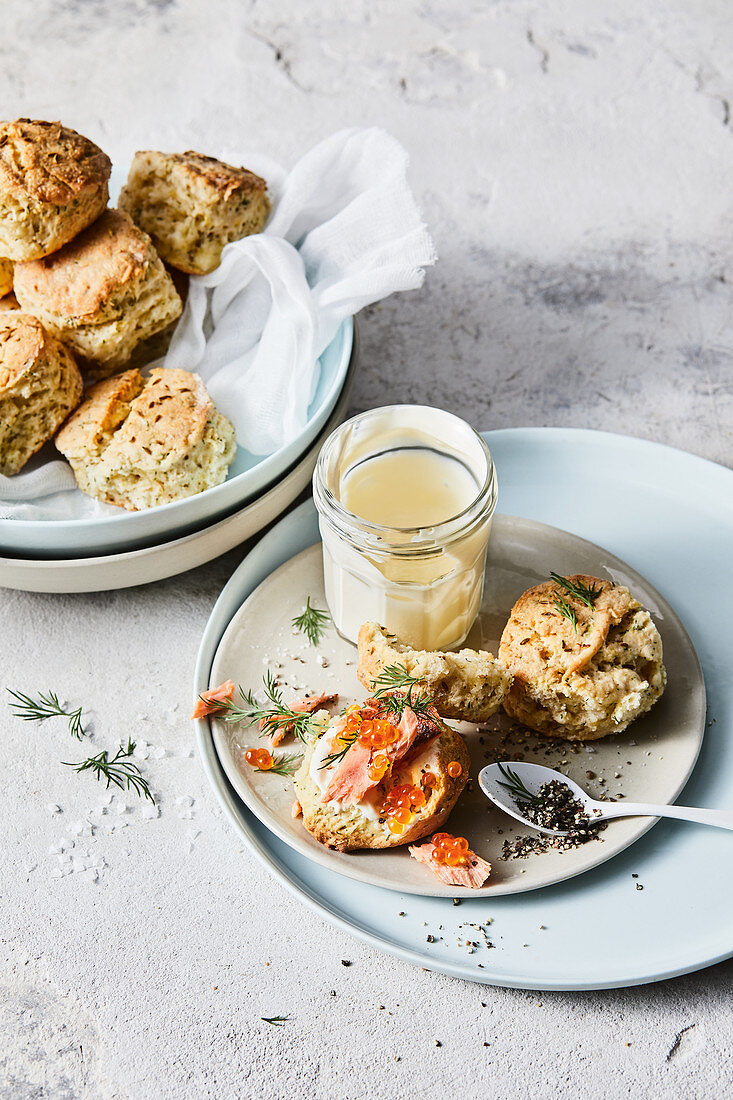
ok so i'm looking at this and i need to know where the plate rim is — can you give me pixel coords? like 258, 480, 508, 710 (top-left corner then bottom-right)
194, 430, 733, 989
205, 523, 706, 898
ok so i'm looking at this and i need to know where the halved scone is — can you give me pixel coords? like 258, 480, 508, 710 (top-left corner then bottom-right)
499, 575, 666, 740
294, 697, 470, 852
357, 622, 512, 723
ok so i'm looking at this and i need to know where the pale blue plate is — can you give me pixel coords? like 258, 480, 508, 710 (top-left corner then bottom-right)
194, 428, 733, 989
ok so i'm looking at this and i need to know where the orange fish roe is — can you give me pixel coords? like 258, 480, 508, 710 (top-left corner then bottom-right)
367, 752, 390, 782
245, 747, 274, 770
358, 718, 399, 750
340, 706, 399, 752
381, 783, 426, 831
447, 760, 463, 778
431, 832, 470, 867
421, 771, 438, 789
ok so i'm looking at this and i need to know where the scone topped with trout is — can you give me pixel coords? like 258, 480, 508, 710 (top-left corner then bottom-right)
0, 119, 111, 261
358, 622, 512, 722
499, 573, 666, 740
119, 150, 271, 275
294, 687, 470, 852
13, 209, 182, 380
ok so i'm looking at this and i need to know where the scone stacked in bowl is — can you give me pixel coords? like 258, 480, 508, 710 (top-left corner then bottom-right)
0, 117, 272, 514
56, 367, 236, 511
13, 209, 182, 382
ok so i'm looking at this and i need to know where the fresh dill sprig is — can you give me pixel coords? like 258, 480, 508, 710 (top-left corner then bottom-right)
370, 664, 434, 720
268, 752, 303, 777
201, 671, 318, 743
318, 732, 358, 770
7, 688, 86, 740
550, 572, 602, 609
496, 762, 542, 808
63, 738, 154, 803
552, 594, 578, 631
291, 597, 330, 646
261, 1015, 290, 1026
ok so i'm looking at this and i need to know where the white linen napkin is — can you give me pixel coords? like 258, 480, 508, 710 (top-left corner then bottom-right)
0, 127, 436, 520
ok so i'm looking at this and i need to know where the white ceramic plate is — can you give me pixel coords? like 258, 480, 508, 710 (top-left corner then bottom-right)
194, 429, 733, 989
207, 520, 704, 898
1, 164, 353, 558
0, 337, 358, 593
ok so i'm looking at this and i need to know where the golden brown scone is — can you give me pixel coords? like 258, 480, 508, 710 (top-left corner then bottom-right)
55, 366, 236, 510
13, 209, 182, 381
0, 258, 13, 297
499, 575, 666, 740
358, 622, 512, 722
294, 711, 470, 852
0, 312, 82, 475
118, 150, 270, 274
0, 119, 110, 261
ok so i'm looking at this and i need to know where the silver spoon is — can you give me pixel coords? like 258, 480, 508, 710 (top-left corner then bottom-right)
478, 761, 733, 836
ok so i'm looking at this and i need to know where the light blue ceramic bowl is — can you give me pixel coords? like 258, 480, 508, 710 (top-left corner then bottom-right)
1, 317, 353, 559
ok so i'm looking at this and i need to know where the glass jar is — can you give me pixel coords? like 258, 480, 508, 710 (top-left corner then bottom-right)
312, 405, 498, 650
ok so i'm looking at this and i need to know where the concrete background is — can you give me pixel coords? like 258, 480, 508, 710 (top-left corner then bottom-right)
1, 1, 732, 1098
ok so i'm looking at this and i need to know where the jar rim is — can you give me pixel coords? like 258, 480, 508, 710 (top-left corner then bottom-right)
313, 405, 498, 551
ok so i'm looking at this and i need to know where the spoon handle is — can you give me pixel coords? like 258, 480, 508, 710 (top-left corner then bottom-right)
596, 802, 733, 831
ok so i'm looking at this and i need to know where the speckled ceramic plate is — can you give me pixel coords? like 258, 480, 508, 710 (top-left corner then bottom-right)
205, 512, 705, 898
195, 430, 733, 989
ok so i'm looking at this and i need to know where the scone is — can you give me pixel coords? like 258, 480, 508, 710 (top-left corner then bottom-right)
294, 694, 470, 852
55, 367, 236, 510
13, 209, 182, 380
0, 312, 82, 475
0, 119, 110, 261
0, 292, 19, 313
118, 150, 270, 275
498, 575, 666, 740
358, 621, 512, 722
0, 258, 13, 297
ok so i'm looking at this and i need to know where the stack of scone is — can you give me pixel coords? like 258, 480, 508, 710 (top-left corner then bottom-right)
0, 117, 271, 510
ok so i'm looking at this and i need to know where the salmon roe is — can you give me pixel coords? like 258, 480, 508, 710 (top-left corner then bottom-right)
381, 783, 426, 829
420, 771, 438, 789
358, 718, 399, 750
245, 747, 274, 770
447, 760, 463, 778
431, 832, 470, 867
367, 752, 390, 782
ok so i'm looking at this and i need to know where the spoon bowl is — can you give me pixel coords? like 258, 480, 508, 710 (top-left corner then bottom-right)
478, 761, 733, 835
478, 762, 599, 836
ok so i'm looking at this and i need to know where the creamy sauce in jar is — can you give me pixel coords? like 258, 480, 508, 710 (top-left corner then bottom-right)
313, 406, 498, 651
341, 448, 478, 528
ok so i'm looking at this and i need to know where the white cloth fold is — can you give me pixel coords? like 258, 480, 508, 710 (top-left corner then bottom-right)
0, 127, 436, 520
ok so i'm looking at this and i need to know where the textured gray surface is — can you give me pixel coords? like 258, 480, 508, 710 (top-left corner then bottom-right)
2, 2, 732, 1098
